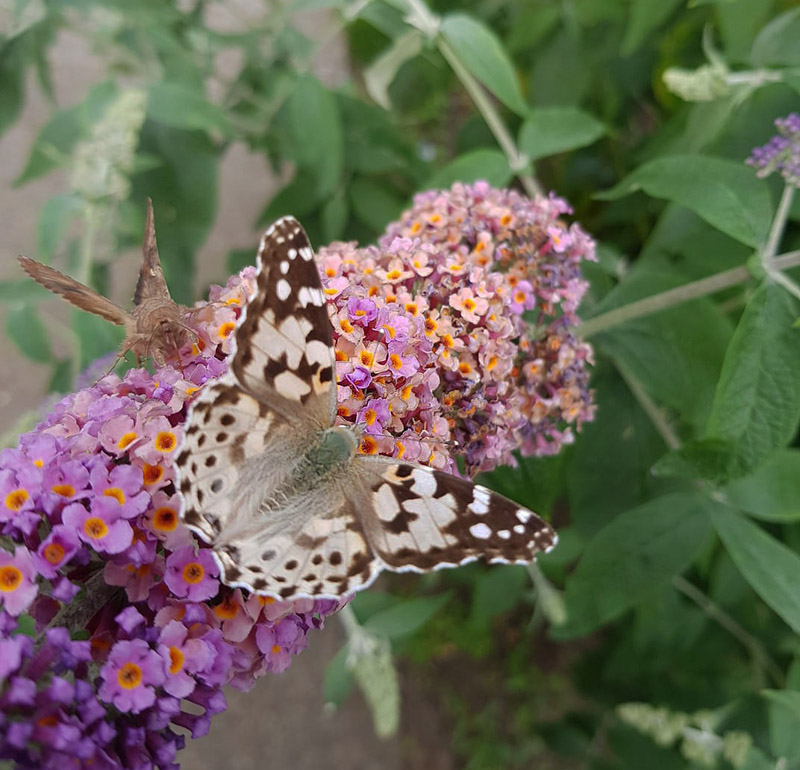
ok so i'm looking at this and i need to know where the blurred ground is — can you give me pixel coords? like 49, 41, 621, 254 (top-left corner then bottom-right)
0, 10, 455, 770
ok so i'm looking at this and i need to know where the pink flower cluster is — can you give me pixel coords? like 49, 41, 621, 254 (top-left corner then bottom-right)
0, 182, 596, 768
323, 181, 596, 475
0, 274, 343, 769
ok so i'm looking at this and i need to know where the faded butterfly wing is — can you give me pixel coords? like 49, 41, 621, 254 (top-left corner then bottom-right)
176, 217, 556, 600
19, 199, 190, 366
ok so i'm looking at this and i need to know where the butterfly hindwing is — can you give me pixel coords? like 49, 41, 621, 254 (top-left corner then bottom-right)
354, 458, 556, 572
231, 216, 335, 425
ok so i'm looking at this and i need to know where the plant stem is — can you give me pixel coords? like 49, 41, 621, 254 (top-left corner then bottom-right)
615, 360, 681, 451
673, 575, 785, 688
763, 184, 795, 263
578, 249, 800, 338
403, 0, 542, 197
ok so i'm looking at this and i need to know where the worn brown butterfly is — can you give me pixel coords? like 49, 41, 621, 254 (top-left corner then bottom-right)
19, 200, 197, 367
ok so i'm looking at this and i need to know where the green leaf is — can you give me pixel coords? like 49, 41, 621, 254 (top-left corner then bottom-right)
14, 105, 83, 186
321, 189, 348, 242
0, 32, 27, 137
258, 170, 322, 227
5, 304, 53, 363
766, 659, 800, 759
557, 493, 714, 638
0, 279, 48, 303
705, 283, 800, 477
711, 507, 800, 632
469, 566, 528, 630
597, 155, 773, 248
621, 0, 684, 54
440, 14, 528, 116
518, 107, 605, 162
763, 690, 800, 719
424, 149, 511, 190
363, 592, 451, 640
287, 75, 344, 197
654, 437, 736, 483
323, 643, 354, 707
74, 312, 123, 370
37, 194, 82, 262
596, 270, 732, 428
130, 122, 219, 305
147, 82, 233, 137
349, 178, 405, 233
364, 30, 423, 110
751, 7, 800, 67
724, 450, 800, 522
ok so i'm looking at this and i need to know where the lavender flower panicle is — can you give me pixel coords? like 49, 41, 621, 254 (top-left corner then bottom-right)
0, 182, 595, 768
747, 112, 800, 186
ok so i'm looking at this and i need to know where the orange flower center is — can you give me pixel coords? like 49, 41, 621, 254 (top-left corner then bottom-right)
271, 644, 281, 654
155, 432, 177, 453
214, 595, 239, 620
0, 565, 22, 592
142, 464, 164, 485
463, 298, 476, 312
51, 484, 75, 497
218, 322, 236, 339
84, 517, 108, 539
4, 489, 28, 511
339, 319, 354, 333
359, 436, 378, 455
117, 662, 143, 690
32, 459, 43, 468
169, 646, 185, 675
153, 507, 177, 531
405, 303, 418, 316
104, 488, 125, 505
360, 351, 374, 367
389, 354, 403, 370
182, 562, 205, 584
363, 409, 377, 426
385, 270, 402, 281
43, 542, 66, 565
117, 432, 137, 450
486, 356, 498, 371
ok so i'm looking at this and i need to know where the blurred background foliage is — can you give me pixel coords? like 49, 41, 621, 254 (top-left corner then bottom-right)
3, 0, 800, 767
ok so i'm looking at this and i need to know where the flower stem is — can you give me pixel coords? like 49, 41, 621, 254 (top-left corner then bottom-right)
614, 359, 681, 451
673, 575, 785, 688
578, 249, 800, 338
403, 0, 542, 198
763, 184, 795, 263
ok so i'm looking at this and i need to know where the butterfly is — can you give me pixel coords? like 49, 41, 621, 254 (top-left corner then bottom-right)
19, 199, 194, 367
176, 216, 556, 600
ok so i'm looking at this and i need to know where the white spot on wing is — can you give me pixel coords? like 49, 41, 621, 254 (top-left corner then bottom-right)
516, 510, 531, 523
470, 522, 492, 539
276, 279, 291, 301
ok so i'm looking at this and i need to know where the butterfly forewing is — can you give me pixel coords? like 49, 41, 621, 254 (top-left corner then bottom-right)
177, 215, 557, 601
133, 198, 171, 305
231, 217, 336, 426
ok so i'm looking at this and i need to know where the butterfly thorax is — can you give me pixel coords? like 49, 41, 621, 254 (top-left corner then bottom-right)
305, 426, 359, 474
251, 425, 357, 519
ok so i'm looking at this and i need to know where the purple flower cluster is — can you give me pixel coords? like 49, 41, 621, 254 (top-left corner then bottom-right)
747, 112, 800, 186
322, 181, 596, 475
0, 273, 344, 769
0, 182, 595, 767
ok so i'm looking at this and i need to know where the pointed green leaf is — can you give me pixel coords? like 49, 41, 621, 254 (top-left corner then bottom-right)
323, 643, 354, 707
287, 75, 344, 197
147, 82, 233, 137
724, 450, 800, 522
597, 155, 773, 248
424, 149, 511, 190
705, 283, 800, 476
557, 493, 714, 638
519, 107, 605, 162
711, 507, 800, 632
440, 14, 528, 115
363, 592, 451, 640
37, 194, 82, 262
5, 304, 53, 363
364, 30, 423, 109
